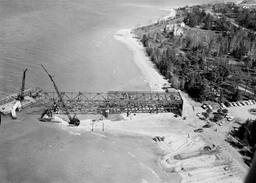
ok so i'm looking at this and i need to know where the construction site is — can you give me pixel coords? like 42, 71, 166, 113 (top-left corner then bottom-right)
34, 91, 183, 115
158, 131, 247, 183
1, 1, 254, 182
0, 66, 183, 122
0, 65, 251, 183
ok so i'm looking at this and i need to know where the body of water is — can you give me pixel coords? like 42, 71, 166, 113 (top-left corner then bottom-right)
0, 0, 216, 97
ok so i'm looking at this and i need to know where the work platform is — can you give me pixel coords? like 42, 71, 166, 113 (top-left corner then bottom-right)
32, 91, 183, 116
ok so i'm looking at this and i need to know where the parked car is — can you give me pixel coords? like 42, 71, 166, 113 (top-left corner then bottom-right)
220, 103, 226, 108
223, 109, 228, 114
211, 113, 223, 122
194, 128, 203, 133
227, 116, 234, 121
231, 102, 237, 107
202, 123, 211, 128
208, 105, 213, 110
224, 102, 231, 107
201, 104, 207, 109
217, 108, 228, 115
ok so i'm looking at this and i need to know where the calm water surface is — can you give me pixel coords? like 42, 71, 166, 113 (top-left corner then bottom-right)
0, 0, 217, 97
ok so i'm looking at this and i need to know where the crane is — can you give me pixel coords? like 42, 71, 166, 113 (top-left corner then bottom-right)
41, 64, 80, 126
17, 68, 28, 101
10, 68, 28, 119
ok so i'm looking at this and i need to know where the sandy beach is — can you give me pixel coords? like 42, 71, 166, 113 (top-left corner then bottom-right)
50, 28, 247, 183
1, 114, 180, 183
112, 28, 246, 183
114, 29, 168, 92
0, 25, 182, 183
0, 1, 250, 182
0, 25, 248, 183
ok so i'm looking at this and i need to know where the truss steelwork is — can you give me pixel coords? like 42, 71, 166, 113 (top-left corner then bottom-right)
32, 91, 183, 115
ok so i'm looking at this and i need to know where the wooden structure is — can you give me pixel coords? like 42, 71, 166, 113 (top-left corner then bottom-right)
33, 91, 183, 116
0, 88, 42, 115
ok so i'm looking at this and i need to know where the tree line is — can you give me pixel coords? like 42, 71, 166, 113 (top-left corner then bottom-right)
134, 3, 256, 102
229, 118, 256, 166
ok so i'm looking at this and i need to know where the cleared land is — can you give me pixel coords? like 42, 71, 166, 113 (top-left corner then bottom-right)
0, 15, 251, 183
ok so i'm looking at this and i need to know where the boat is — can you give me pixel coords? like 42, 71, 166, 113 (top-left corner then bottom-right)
0, 88, 42, 115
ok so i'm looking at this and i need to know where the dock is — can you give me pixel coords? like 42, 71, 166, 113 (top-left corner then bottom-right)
32, 91, 183, 115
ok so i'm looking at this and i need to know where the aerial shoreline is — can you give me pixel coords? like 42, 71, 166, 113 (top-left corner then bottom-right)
111, 5, 249, 182
114, 28, 168, 92
0, 1, 253, 182
113, 9, 177, 93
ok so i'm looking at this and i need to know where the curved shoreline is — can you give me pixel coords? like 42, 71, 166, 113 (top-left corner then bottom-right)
114, 27, 185, 182
112, 8, 246, 182
114, 28, 168, 92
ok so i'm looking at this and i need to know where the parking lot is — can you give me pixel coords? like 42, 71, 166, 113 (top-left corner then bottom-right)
221, 100, 256, 122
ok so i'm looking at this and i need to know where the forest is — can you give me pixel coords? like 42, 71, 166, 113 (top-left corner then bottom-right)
213, 2, 256, 31
134, 3, 256, 102
229, 119, 256, 166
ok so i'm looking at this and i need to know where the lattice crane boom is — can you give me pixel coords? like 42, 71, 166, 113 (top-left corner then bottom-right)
41, 64, 80, 126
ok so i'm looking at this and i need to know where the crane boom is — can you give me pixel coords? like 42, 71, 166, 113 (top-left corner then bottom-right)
18, 68, 28, 101
41, 64, 73, 122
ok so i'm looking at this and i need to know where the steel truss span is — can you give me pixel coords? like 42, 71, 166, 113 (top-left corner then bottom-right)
32, 91, 183, 115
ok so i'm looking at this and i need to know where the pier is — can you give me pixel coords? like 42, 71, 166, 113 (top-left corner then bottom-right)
34, 91, 183, 115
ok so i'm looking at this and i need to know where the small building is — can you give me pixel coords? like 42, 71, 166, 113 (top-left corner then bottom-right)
165, 23, 184, 36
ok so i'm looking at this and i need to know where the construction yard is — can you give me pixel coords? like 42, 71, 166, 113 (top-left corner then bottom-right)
45, 91, 249, 183
0, 1, 253, 182
0, 88, 251, 183
28, 90, 183, 116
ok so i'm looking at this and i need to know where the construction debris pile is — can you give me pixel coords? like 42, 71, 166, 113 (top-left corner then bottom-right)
159, 134, 246, 183
0, 88, 42, 114
0, 67, 42, 118
0, 66, 184, 127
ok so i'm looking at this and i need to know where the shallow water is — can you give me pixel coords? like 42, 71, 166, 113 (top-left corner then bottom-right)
0, 0, 219, 98
0, 1, 227, 182
0, 113, 180, 183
